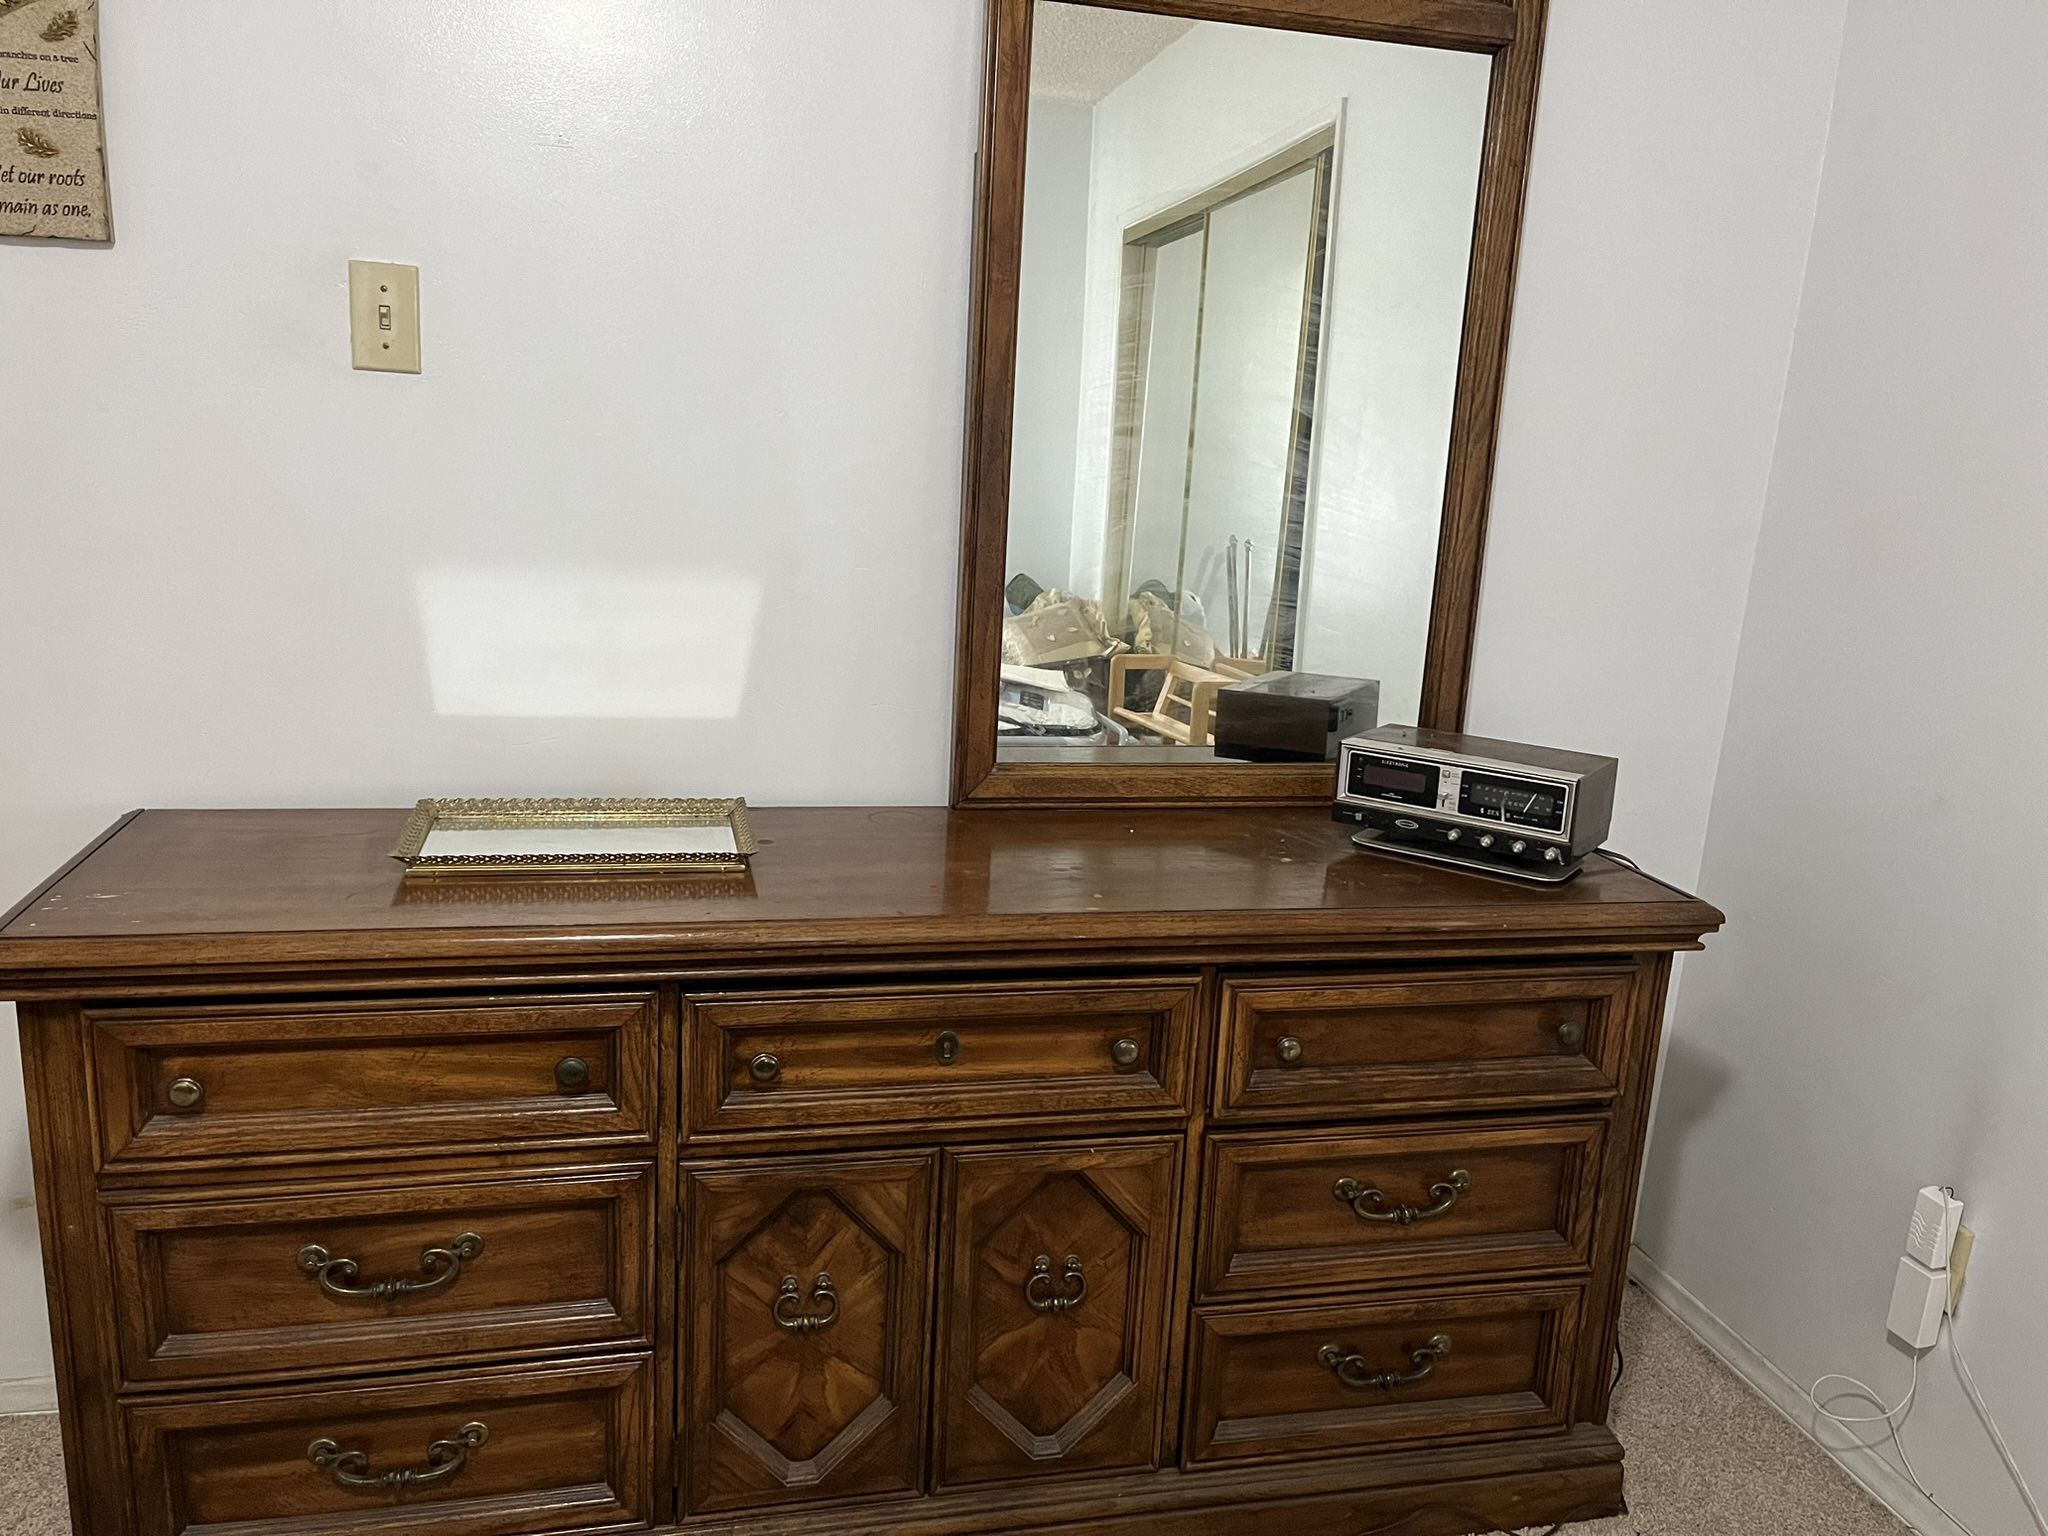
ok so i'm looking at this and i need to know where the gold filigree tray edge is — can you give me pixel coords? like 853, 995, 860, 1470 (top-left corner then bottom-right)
390, 797, 758, 876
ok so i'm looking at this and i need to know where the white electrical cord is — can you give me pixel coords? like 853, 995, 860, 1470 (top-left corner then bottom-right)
1809, 1344, 1980, 1536
1806, 1302, 2046, 1536
1947, 1316, 2048, 1534
1809, 1352, 1919, 1424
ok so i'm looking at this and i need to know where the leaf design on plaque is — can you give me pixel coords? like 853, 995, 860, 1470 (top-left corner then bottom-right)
41, 9, 78, 41
18, 127, 61, 159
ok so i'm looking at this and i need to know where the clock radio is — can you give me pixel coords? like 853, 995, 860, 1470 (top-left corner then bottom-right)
1333, 726, 1617, 883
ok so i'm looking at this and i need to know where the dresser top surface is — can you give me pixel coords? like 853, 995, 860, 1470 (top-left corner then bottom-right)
0, 808, 1720, 981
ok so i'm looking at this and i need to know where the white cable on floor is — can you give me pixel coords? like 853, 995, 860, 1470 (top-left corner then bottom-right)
1809, 1353, 1920, 1424
1806, 1308, 2046, 1536
1808, 1343, 1981, 1536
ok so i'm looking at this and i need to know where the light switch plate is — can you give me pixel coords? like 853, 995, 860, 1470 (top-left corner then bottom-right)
348, 260, 421, 374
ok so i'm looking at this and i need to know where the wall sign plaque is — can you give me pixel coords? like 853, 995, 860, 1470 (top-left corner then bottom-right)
0, 0, 109, 241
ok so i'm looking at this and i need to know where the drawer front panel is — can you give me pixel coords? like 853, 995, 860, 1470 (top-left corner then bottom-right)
682, 1153, 935, 1515
125, 1356, 652, 1536
93, 993, 656, 1165
1201, 1120, 1606, 1298
1186, 1286, 1584, 1467
687, 981, 1199, 1138
110, 1165, 652, 1385
1217, 969, 1634, 1120
936, 1139, 1181, 1489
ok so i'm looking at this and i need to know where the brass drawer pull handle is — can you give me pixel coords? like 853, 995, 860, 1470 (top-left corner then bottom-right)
1334, 1170, 1472, 1226
748, 1051, 782, 1085
554, 1055, 590, 1093
1319, 1334, 1452, 1391
1110, 1037, 1141, 1068
1275, 1036, 1304, 1067
166, 1077, 205, 1113
935, 1030, 961, 1066
298, 1232, 485, 1302
1025, 1254, 1087, 1313
774, 1272, 838, 1333
308, 1420, 488, 1490
1557, 1019, 1586, 1054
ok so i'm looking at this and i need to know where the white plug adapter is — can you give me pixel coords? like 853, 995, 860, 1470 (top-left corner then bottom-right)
1888, 1256, 1947, 1348
1906, 1186, 1964, 1269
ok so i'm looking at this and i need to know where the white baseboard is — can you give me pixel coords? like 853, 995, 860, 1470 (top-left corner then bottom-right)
1628, 1247, 1966, 1536
0, 1375, 57, 1416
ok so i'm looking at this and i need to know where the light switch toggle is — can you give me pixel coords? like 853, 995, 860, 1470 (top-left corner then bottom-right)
349, 260, 421, 374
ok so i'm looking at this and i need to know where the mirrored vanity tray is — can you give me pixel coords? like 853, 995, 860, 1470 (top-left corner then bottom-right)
391, 797, 758, 878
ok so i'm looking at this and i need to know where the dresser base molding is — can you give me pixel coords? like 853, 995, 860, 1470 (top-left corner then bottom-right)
673, 1429, 1626, 1535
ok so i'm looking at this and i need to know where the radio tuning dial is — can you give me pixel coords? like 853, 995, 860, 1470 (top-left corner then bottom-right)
1446, 829, 1461, 843
1477, 834, 1495, 850
1510, 840, 1528, 856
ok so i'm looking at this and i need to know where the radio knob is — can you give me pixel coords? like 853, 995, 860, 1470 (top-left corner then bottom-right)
1510, 840, 1528, 856
1446, 829, 1462, 843
1477, 834, 1495, 850
1544, 847, 1563, 864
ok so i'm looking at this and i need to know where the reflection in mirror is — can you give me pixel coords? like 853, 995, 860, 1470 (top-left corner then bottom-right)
999, 2, 1491, 763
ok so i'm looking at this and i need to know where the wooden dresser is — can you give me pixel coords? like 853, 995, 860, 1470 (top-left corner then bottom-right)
1, 807, 1719, 1536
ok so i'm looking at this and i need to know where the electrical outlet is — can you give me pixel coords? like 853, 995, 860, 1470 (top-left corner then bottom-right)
1948, 1224, 1975, 1314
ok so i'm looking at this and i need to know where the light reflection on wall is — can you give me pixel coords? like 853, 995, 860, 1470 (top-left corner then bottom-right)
415, 568, 763, 719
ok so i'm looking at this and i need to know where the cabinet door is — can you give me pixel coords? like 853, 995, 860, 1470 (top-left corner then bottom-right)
936, 1139, 1181, 1488
682, 1154, 934, 1516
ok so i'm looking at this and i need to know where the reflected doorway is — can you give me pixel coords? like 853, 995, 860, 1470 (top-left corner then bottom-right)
1105, 130, 1334, 676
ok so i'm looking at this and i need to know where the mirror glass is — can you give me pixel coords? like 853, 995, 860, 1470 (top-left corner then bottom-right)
998, 1, 1492, 763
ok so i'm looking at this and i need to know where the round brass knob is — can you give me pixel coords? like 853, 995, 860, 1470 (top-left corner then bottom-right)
554, 1056, 590, 1093
1557, 1020, 1587, 1054
1276, 1036, 1305, 1067
1110, 1038, 1141, 1069
748, 1052, 782, 1085
166, 1077, 205, 1113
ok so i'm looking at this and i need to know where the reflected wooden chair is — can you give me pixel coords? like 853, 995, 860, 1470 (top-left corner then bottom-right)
1109, 654, 1232, 747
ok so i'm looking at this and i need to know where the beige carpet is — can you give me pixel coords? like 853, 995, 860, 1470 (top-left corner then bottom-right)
0, 1287, 1909, 1535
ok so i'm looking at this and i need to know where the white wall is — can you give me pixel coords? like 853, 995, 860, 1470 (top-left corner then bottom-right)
1634, 0, 2048, 1526
1006, 99, 1093, 591
1467, 0, 1849, 885
0, 0, 982, 1394
0, 0, 1859, 1423
1063, 25, 1491, 721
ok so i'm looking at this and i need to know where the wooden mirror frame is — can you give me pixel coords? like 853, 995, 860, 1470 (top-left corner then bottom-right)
952, 0, 1549, 808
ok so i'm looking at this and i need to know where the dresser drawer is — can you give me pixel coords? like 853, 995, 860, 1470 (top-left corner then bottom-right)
1199, 1120, 1605, 1298
1216, 969, 1635, 1120
91, 993, 656, 1165
1184, 1286, 1584, 1467
108, 1164, 652, 1385
124, 1355, 653, 1536
686, 980, 1199, 1138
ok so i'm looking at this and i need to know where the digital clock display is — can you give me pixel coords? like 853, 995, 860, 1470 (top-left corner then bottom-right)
1348, 753, 1439, 808
1458, 772, 1569, 833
